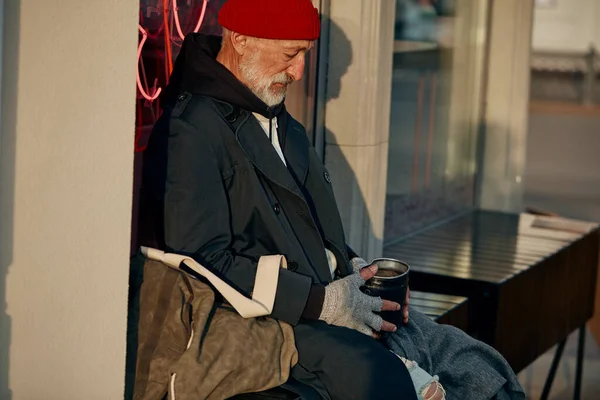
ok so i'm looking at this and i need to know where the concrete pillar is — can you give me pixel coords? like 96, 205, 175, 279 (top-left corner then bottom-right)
476, 0, 535, 212
323, 0, 396, 260
0, 1, 137, 398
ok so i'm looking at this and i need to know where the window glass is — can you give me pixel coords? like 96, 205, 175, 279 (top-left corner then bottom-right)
385, 0, 489, 240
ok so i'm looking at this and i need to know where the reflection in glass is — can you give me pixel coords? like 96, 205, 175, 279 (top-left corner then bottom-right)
385, 0, 488, 240
136, 0, 227, 152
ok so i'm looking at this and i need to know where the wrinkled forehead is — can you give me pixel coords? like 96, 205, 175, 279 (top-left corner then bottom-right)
250, 37, 314, 52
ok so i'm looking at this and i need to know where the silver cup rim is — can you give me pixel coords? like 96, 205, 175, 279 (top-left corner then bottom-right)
369, 257, 410, 280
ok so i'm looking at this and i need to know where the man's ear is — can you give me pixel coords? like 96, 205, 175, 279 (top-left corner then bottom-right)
230, 32, 249, 56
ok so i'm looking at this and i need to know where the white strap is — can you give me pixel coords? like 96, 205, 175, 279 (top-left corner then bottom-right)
140, 247, 286, 318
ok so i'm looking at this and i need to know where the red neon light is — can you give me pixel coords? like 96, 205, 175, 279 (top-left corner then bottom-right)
136, 1, 211, 102
173, 0, 208, 40
136, 25, 162, 101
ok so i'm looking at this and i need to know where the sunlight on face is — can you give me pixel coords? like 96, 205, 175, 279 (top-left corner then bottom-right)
239, 38, 313, 107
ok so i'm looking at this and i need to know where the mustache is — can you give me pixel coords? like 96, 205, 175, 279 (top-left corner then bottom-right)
272, 73, 294, 85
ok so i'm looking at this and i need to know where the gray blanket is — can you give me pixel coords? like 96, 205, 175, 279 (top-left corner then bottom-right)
386, 310, 526, 400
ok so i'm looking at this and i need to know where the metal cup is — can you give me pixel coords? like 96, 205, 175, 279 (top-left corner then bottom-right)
361, 258, 410, 327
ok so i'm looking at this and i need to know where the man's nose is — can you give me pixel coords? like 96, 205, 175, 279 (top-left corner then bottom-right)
287, 54, 306, 81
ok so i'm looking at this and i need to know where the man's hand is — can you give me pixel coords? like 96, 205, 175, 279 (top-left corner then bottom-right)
351, 257, 410, 324
350, 256, 369, 274
319, 265, 401, 337
359, 265, 403, 333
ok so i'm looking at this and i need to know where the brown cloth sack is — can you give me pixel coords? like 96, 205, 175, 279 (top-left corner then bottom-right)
125, 251, 298, 400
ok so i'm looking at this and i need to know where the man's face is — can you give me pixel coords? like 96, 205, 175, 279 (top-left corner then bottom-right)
239, 38, 313, 107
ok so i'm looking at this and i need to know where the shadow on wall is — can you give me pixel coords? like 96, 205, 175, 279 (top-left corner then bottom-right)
0, 0, 20, 398
323, 19, 380, 259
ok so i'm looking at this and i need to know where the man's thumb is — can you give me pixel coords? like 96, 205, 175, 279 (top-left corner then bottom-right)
360, 264, 378, 280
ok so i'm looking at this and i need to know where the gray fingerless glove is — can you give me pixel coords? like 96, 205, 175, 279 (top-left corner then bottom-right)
319, 271, 384, 336
350, 257, 370, 274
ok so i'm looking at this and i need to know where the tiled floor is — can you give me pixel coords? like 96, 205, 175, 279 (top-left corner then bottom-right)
517, 328, 600, 399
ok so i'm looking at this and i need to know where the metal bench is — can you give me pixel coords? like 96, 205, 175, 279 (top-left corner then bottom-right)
411, 291, 469, 332
232, 291, 469, 400
384, 210, 599, 400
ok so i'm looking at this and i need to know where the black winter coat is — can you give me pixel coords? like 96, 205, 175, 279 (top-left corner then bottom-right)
141, 34, 355, 325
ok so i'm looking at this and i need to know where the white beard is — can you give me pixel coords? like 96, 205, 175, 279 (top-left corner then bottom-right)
239, 53, 293, 107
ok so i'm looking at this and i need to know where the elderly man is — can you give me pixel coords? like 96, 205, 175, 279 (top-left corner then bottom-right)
143, 0, 525, 399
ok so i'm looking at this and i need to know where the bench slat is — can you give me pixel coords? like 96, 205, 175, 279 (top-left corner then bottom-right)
395, 238, 561, 261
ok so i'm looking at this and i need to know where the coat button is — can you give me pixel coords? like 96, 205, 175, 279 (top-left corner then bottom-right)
227, 113, 237, 123
273, 203, 281, 214
288, 261, 298, 271
324, 171, 331, 183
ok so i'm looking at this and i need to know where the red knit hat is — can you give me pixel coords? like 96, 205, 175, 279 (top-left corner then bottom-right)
218, 0, 321, 41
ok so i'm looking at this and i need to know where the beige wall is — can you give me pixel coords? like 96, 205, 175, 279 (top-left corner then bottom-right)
0, 1, 138, 398
533, 0, 599, 52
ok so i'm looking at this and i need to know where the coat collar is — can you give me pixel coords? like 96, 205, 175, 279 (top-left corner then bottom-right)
235, 113, 305, 197
281, 116, 310, 188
